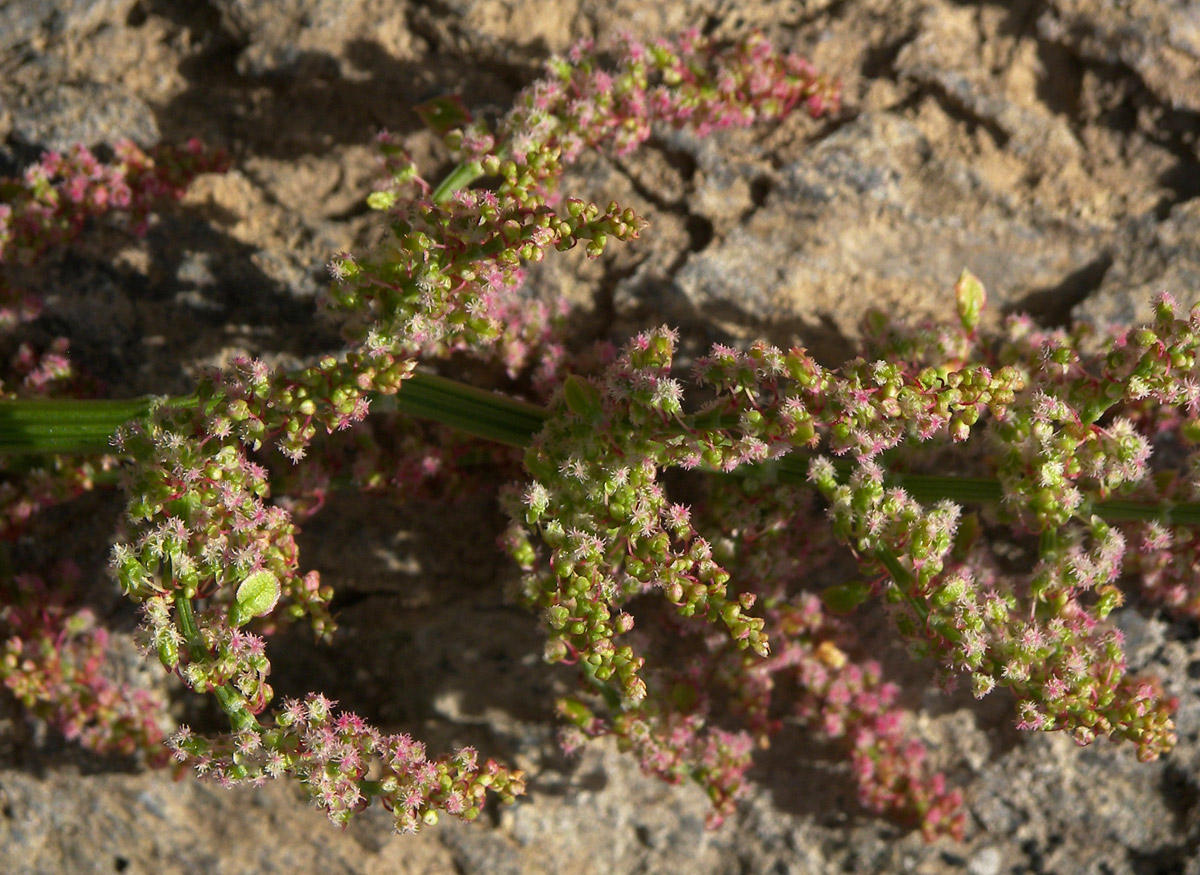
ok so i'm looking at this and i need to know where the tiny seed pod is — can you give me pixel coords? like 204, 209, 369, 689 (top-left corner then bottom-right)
156, 632, 179, 670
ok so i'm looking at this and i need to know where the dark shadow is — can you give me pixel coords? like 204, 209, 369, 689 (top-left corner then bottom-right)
1034, 40, 1084, 120
1006, 252, 1114, 327
145, 0, 537, 163
0, 198, 341, 400
1154, 142, 1200, 219
860, 28, 918, 81
266, 487, 566, 761
0, 488, 165, 777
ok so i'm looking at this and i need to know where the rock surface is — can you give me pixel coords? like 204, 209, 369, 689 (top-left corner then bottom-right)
2, 1, 1200, 873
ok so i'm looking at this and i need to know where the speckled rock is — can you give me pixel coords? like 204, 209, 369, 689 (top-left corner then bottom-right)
669, 109, 1101, 348
1074, 199, 1200, 327
208, 0, 417, 76
0, 0, 137, 53
1041, 0, 1200, 113
9, 81, 159, 150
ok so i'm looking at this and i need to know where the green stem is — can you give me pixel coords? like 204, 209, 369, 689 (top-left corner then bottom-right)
0, 397, 159, 454
874, 549, 929, 621
173, 588, 260, 735
431, 161, 485, 205
0, 373, 544, 455
387, 371, 548, 447
2, 375, 1200, 527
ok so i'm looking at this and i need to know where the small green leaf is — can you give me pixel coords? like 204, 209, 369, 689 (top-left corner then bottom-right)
414, 95, 472, 137
156, 633, 179, 670
229, 570, 281, 627
821, 581, 872, 614
556, 696, 594, 728
954, 268, 987, 334
562, 374, 603, 421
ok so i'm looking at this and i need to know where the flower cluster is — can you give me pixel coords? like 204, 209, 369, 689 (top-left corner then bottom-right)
483, 28, 838, 166
808, 458, 1175, 761
1, 567, 171, 760
557, 689, 756, 830
501, 276, 1197, 830
703, 475, 965, 839
0, 138, 226, 537
1002, 297, 1200, 620
0, 138, 229, 328
0, 138, 225, 762
98, 29, 838, 835
168, 692, 524, 832
1131, 523, 1200, 617
519, 386, 966, 836
503, 327, 771, 705
325, 29, 837, 375
0, 139, 229, 262
787, 613, 964, 841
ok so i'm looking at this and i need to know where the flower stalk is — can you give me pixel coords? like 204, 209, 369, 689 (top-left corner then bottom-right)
3, 381, 1198, 527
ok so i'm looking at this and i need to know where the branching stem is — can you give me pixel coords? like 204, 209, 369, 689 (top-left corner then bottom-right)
2, 376, 1197, 526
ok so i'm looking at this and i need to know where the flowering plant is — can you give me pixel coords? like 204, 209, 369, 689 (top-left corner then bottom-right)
0, 28, 1193, 843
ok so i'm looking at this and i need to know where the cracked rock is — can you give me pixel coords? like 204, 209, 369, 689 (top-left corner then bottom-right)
9, 81, 159, 151
1040, 0, 1200, 113
1074, 199, 1200, 326
0, 0, 137, 53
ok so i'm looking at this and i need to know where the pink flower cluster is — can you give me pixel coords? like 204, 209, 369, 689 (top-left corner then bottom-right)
324, 31, 837, 385
505, 276, 1200, 834
0, 139, 229, 328
1, 567, 171, 761
0, 139, 226, 264
168, 692, 524, 832
0, 139, 225, 764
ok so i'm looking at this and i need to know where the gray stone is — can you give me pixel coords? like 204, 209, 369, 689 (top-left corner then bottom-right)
1114, 608, 1167, 670
967, 846, 1003, 875
896, 7, 1083, 164
0, 0, 137, 53
208, 0, 370, 75
2, 2, 1200, 873
1074, 199, 1200, 327
1040, 0, 1200, 113
9, 81, 159, 151
671, 111, 1101, 347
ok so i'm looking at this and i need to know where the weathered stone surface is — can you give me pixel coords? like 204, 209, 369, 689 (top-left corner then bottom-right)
9, 81, 160, 150
670, 110, 1101, 348
1075, 199, 1200, 327
895, 6, 1083, 165
208, 0, 418, 76
0, 0, 137, 53
1041, 0, 1200, 113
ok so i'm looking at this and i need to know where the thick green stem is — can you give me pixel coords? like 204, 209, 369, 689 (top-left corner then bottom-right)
873, 549, 930, 622
2, 374, 1199, 527
0, 373, 545, 454
0, 397, 159, 454
387, 371, 548, 447
431, 161, 485, 205
173, 589, 260, 735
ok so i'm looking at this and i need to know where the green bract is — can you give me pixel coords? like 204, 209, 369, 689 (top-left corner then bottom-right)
228, 571, 281, 628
